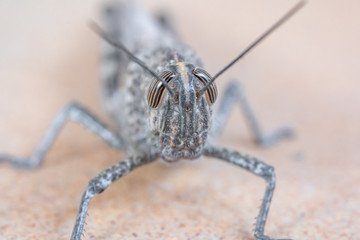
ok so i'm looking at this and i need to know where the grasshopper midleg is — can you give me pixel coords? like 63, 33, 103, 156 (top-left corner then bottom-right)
0, 103, 124, 169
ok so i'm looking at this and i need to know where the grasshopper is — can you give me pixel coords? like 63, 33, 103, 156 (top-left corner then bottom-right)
0, 1, 305, 239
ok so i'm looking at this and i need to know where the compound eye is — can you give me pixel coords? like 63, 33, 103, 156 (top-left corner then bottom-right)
147, 70, 176, 108
193, 68, 217, 105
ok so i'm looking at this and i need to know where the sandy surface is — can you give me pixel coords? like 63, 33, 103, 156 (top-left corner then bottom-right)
0, 0, 359, 239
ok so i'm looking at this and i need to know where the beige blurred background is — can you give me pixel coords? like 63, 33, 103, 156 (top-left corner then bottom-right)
0, 0, 359, 239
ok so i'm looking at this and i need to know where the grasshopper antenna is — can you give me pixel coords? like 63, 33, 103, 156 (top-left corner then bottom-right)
199, 0, 306, 96
89, 21, 175, 96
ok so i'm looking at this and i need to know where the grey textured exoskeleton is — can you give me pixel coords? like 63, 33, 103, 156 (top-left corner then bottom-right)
0, 1, 306, 239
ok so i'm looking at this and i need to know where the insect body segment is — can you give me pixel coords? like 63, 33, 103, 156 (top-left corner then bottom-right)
148, 58, 213, 162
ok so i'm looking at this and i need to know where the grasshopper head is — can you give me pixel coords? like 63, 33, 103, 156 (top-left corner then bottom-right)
147, 61, 217, 162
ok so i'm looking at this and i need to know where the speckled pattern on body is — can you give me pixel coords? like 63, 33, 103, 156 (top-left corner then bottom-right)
0, 1, 304, 239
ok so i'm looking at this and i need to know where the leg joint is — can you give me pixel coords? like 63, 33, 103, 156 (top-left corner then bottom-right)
88, 178, 109, 195
64, 102, 81, 111
263, 166, 276, 188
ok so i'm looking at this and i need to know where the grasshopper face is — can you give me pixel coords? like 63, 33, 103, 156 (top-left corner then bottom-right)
148, 62, 217, 162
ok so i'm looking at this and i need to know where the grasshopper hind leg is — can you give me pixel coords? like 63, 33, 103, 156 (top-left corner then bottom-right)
211, 80, 294, 146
